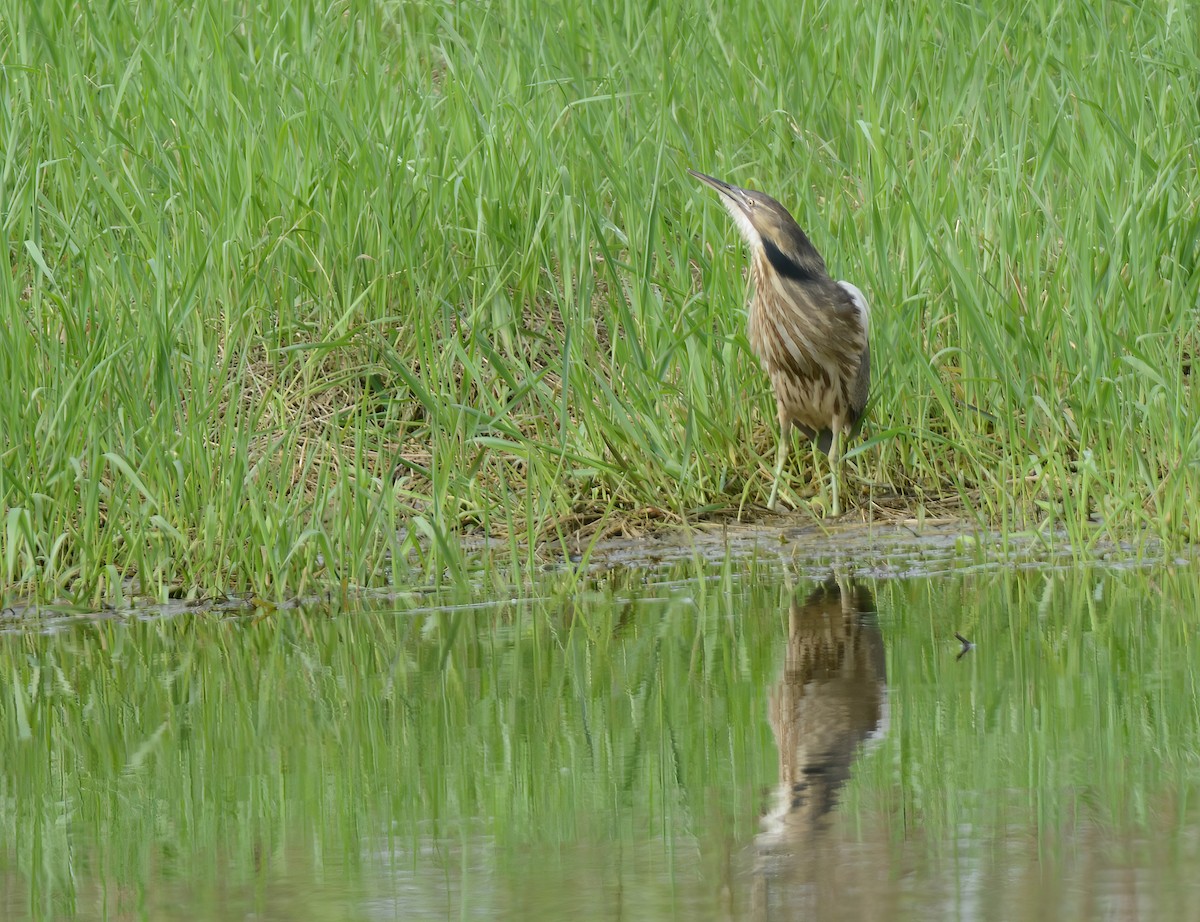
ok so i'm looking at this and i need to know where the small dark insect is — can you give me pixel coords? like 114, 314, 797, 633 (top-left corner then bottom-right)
955, 632, 974, 660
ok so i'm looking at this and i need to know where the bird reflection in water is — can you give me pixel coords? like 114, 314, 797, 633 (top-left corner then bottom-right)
752, 576, 888, 919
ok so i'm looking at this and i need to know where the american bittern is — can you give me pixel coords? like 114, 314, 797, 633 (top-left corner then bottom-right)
689, 170, 870, 514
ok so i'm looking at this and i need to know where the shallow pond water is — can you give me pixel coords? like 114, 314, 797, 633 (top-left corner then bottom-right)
3, 531, 1199, 921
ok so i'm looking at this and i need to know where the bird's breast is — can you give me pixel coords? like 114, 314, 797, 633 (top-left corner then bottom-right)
746, 259, 869, 431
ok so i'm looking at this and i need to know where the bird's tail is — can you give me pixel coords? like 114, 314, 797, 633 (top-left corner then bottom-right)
812, 417, 867, 454
793, 424, 831, 454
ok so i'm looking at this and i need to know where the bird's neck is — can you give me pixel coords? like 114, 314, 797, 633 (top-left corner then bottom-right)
760, 237, 827, 283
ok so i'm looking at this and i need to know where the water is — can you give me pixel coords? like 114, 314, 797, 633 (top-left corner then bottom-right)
3, 543, 1200, 921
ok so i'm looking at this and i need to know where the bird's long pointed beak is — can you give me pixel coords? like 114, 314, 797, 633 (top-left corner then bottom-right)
688, 169, 738, 197
688, 168, 752, 213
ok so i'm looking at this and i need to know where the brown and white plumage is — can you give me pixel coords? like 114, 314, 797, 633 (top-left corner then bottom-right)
689, 169, 871, 513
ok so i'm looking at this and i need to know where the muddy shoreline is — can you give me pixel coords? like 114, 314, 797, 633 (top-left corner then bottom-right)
2, 518, 1181, 628
572, 517, 1173, 579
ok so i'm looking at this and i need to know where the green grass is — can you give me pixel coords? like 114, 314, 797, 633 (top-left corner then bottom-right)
2, 0, 1199, 603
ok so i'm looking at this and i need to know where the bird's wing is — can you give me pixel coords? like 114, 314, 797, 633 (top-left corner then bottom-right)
836, 281, 872, 419
835, 281, 871, 327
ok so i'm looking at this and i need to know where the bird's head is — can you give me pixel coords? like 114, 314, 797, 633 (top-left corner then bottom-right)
689, 169, 827, 280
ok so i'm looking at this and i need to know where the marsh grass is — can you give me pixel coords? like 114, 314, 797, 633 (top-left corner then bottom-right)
3, 1, 1199, 603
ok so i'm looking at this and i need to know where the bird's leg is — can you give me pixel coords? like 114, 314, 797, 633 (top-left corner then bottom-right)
829, 419, 843, 517
768, 418, 791, 512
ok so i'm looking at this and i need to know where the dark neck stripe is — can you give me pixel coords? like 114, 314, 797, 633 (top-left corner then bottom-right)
762, 238, 823, 282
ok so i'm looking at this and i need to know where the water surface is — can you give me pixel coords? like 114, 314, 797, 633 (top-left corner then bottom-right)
3, 548, 1199, 920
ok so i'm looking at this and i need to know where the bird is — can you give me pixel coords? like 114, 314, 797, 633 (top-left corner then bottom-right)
689, 169, 871, 514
